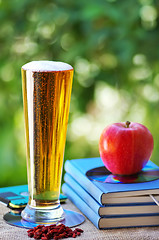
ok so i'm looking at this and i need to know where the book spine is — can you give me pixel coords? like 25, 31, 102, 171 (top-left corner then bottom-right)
64, 173, 101, 216
62, 183, 100, 229
64, 160, 103, 204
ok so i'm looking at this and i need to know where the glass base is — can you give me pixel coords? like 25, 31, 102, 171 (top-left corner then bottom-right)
3, 209, 85, 228
21, 203, 64, 224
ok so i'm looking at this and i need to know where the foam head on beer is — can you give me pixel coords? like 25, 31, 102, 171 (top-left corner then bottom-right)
22, 60, 73, 72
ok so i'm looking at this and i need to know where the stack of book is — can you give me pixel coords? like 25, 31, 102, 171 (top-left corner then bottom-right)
62, 157, 159, 229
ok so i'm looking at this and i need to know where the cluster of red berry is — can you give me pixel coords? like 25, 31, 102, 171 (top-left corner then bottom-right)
27, 223, 84, 240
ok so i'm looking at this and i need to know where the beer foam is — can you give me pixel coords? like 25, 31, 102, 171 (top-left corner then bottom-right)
22, 61, 73, 71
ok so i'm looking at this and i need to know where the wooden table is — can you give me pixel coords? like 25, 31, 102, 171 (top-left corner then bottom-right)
0, 200, 159, 240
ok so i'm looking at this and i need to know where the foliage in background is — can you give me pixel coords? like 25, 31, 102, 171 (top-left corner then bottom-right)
0, 0, 159, 186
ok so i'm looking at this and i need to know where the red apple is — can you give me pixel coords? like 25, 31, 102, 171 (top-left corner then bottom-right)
99, 121, 154, 175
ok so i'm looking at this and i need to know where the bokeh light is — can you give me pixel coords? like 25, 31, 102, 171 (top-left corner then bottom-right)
0, 0, 159, 186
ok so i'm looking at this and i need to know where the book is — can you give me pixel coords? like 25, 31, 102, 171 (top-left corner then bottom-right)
0, 185, 67, 210
64, 158, 159, 205
62, 183, 159, 229
64, 172, 159, 216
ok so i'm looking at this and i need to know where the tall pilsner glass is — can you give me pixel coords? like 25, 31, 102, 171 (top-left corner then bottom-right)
21, 61, 73, 223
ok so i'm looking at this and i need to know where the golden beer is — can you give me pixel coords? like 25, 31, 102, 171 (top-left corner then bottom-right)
21, 61, 73, 223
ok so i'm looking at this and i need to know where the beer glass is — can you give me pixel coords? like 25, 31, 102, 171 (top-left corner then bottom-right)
21, 61, 73, 223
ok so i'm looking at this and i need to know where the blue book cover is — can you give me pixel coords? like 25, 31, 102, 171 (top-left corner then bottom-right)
64, 158, 159, 205
62, 183, 159, 229
64, 173, 159, 217
0, 185, 67, 209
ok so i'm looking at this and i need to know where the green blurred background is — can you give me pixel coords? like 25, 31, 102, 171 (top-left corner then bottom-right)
0, 0, 159, 187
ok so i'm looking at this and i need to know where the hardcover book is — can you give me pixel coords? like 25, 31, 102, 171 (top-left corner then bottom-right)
62, 183, 159, 229
64, 158, 159, 205
64, 172, 159, 217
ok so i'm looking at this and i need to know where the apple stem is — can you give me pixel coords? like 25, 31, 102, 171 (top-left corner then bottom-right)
126, 121, 131, 128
